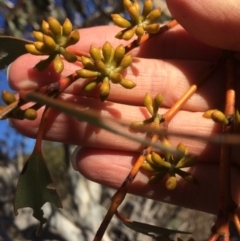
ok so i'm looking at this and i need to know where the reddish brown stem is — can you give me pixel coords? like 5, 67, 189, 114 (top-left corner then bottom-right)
93, 131, 159, 241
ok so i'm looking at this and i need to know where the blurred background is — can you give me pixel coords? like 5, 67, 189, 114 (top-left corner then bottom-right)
0, 1, 216, 241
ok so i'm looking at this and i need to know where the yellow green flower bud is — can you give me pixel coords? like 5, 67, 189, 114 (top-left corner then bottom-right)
113, 44, 125, 64
2, 90, 16, 104
33, 31, 44, 41
120, 78, 136, 89
144, 93, 153, 115
123, 0, 132, 9
41, 20, 51, 35
142, 0, 153, 17
146, 8, 161, 24
146, 153, 154, 165
153, 94, 163, 111
94, 60, 108, 75
176, 156, 197, 169
82, 80, 98, 92
34, 41, 45, 52
211, 110, 228, 125
24, 108, 37, 120
162, 138, 171, 161
60, 50, 77, 62
43, 35, 56, 51
81, 56, 95, 70
141, 162, 156, 172
25, 44, 42, 55
203, 109, 216, 118
126, 5, 140, 23
151, 152, 171, 169
77, 69, 100, 78
119, 54, 133, 69
102, 41, 114, 65
48, 17, 62, 36
110, 73, 122, 83
148, 171, 167, 184
62, 18, 73, 36
135, 26, 145, 37
234, 110, 240, 132
130, 120, 144, 130
122, 28, 135, 40
144, 23, 160, 33
90, 45, 102, 61
111, 14, 131, 28
166, 176, 177, 190
176, 142, 188, 156
133, 1, 140, 13
66, 30, 80, 46
100, 80, 110, 98
53, 54, 64, 73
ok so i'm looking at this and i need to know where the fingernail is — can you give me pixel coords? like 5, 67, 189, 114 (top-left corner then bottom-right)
16, 79, 39, 90
71, 146, 81, 171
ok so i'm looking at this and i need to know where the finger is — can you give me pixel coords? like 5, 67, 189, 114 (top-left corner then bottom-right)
10, 95, 223, 160
75, 147, 240, 215
77, 25, 222, 61
8, 54, 226, 110
167, 0, 240, 51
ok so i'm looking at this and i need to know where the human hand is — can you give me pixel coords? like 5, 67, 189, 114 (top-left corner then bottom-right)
7, 0, 240, 215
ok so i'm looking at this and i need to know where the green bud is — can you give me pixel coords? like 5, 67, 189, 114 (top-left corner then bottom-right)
166, 176, 177, 190
153, 94, 163, 114
176, 142, 188, 157
34, 41, 45, 52
90, 45, 102, 61
25, 44, 42, 55
111, 14, 131, 28
48, 17, 62, 36
141, 162, 156, 172
2, 90, 16, 104
146, 8, 161, 24
113, 44, 125, 64
148, 171, 166, 184
62, 18, 73, 36
176, 156, 197, 168
33, 31, 44, 41
43, 35, 56, 51
126, 5, 140, 23
61, 50, 77, 62
120, 78, 136, 89
144, 23, 160, 33
133, 1, 140, 14
151, 152, 171, 169
142, 0, 153, 17
77, 69, 100, 78
53, 54, 64, 73
144, 93, 153, 116
162, 138, 171, 161
42, 20, 51, 35
203, 109, 216, 119
122, 28, 135, 40
100, 80, 110, 98
211, 110, 228, 125
95, 60, 108, 75
130, 120, 144, 130
81, 56, 95, 70
82, 80, 98, 92
102, 41, 114, 65
110, 73, 122, 84
135, 26, 145, 37
119, 54, 133, 69
66, 30, 80, 46
24, 108, 37, 120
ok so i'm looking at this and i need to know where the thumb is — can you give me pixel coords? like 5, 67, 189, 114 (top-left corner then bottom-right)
166, 0, 240, 51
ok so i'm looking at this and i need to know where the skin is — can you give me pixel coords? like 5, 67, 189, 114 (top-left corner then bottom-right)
7, 0, 240, 215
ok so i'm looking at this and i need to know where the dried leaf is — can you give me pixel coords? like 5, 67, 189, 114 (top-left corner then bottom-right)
0, 36, 33, 69
14, 149, 62, 236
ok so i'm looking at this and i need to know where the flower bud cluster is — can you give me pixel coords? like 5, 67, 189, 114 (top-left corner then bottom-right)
203, 109, 229, 125
130, 93, 163, 129
141, 140, 197, 190
25, 17, 79, 73
76, 41, 136, 101
1, 90, 37, 120
112, 0, 161, 40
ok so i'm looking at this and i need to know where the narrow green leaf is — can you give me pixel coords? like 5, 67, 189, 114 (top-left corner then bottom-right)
121, 219, 191, 238
0, 36, 32, 68
14, 149, 62, 236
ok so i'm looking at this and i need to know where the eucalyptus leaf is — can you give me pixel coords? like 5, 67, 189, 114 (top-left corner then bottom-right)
0, 36, 33, 69
121, 219, 191, 239
14, 149, 62, 236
